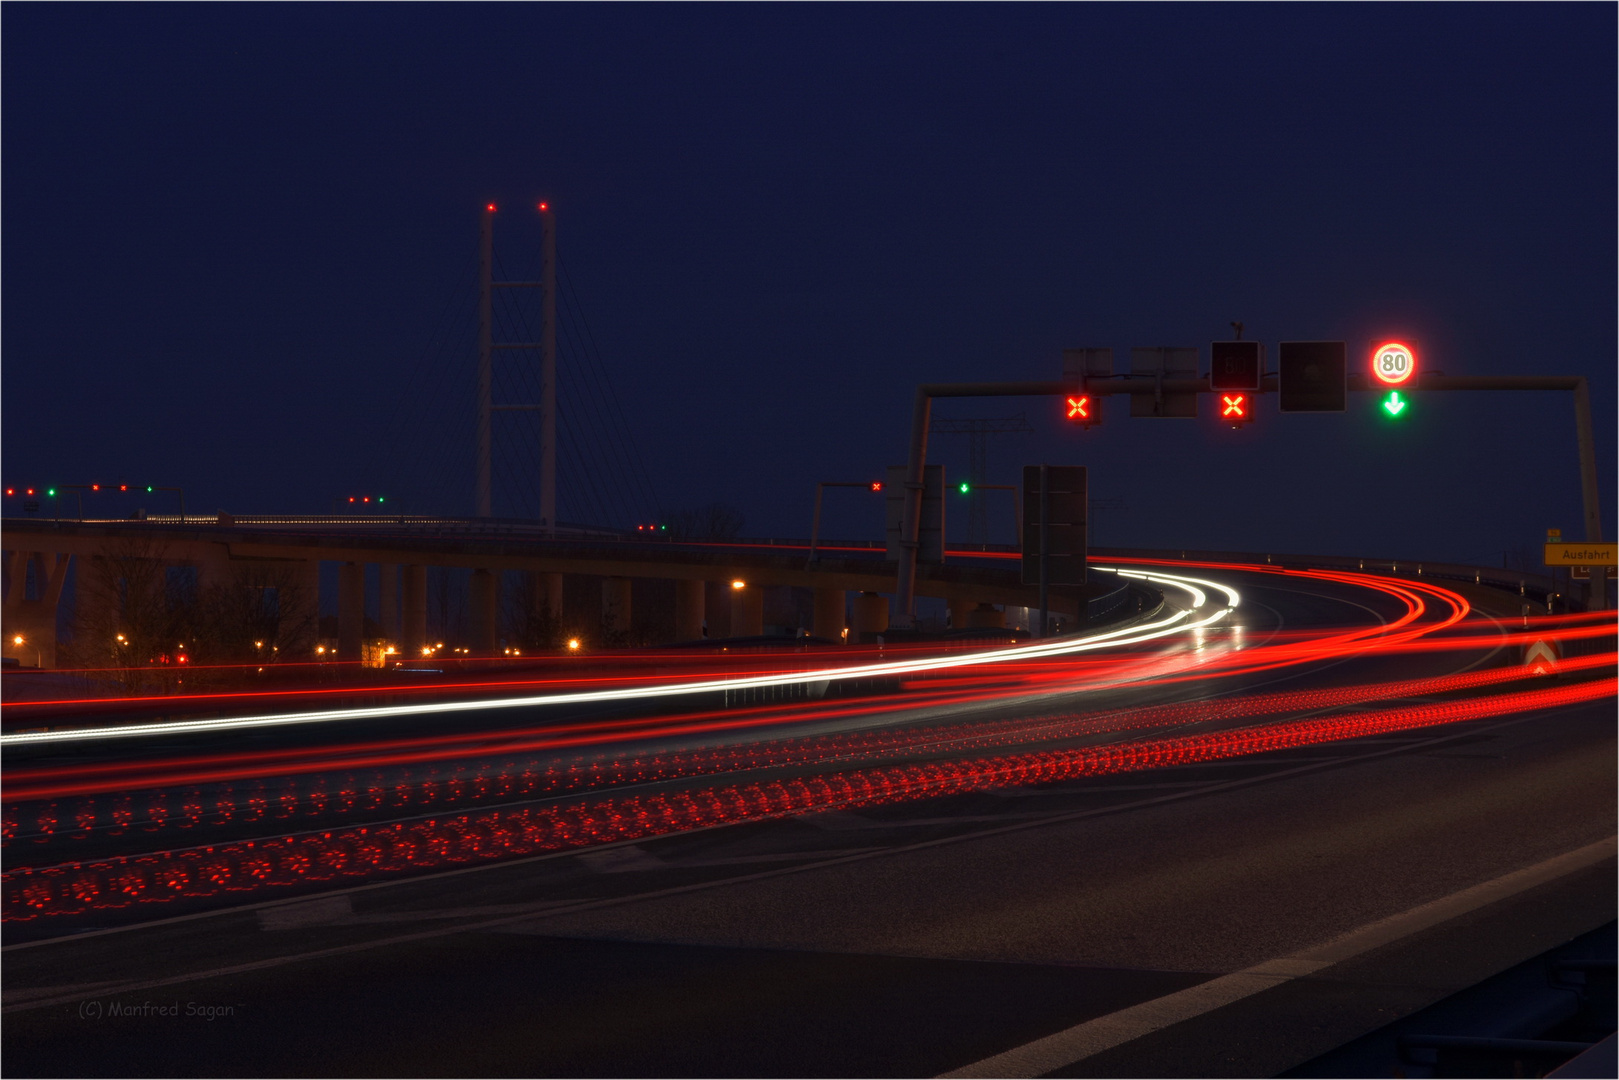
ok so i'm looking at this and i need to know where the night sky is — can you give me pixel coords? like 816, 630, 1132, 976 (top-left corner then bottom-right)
4, 5, 1614, 567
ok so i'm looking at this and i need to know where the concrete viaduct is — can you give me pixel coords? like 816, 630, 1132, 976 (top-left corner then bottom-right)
0, 518, 1086, 669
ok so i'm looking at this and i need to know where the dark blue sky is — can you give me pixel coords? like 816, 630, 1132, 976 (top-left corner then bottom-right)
4, 4, 1614, 566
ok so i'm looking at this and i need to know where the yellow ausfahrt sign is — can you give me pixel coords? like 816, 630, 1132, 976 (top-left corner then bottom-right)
1544, 542, 1618, 566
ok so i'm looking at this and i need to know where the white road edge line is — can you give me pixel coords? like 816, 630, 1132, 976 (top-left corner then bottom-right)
938, 835, 1618, 1079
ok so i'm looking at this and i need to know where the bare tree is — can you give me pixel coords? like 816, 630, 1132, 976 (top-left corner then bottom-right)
65, 535, 186, 692
191, 560, 319, 669
503, 573, 563, 652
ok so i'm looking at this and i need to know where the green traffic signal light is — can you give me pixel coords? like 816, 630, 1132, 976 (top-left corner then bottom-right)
958, 482, 970, 494
1381, 390, 1408, 418
146, 485, 154, 493
46, 488, 56, 497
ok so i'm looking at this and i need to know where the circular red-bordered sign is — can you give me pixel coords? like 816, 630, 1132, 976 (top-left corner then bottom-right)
1371, 341, 1416, 386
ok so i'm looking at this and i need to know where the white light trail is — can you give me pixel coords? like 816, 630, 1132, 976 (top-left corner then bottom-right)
2, 570, 1238, 747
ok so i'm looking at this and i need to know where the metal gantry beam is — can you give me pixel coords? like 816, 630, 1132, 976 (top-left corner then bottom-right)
891, 373, 1607, 624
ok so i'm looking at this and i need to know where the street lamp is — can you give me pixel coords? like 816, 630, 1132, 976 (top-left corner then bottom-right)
12, 634, 39, 668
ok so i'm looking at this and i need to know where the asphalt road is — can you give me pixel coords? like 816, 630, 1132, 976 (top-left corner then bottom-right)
3, 567, 1613, 1077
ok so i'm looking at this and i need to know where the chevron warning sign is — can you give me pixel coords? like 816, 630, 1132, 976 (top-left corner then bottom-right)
1523, 638, 1562, 674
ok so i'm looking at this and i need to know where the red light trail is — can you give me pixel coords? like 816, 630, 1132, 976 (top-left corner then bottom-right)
2, 560, 1611, 923
3, 673, 1610, 922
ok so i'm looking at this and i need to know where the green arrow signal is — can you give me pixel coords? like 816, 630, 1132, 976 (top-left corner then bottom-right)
1382, 391, 1407, 417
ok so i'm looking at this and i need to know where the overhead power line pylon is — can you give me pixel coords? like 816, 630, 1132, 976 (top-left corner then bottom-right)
476, 201, 557, 533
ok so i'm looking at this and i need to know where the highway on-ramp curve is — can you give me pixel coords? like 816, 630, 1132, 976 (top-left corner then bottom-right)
2, 559, 1613, 1077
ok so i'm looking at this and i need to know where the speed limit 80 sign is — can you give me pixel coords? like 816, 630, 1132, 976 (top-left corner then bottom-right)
1371, 341, 1416, 386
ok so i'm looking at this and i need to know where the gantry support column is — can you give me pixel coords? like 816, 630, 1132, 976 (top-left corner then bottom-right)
602, 577, 632, 638
730, 583, 764, 638
813, 587, 847, 643
470, 569, 499, 654
673, 578, 705, 642
402, 565, 428, 657
338, 561, 365, 661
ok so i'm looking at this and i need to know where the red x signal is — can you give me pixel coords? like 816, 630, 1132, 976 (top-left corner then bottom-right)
1221, 393, 1254, 426
1066, 395, 1089, 420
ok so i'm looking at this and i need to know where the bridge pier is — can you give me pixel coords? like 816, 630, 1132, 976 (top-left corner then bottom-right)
813, 587, 846, 643
189, 546, 233, 600
338, 562, 365, 661
470, 569, 498, 654
285, 559, 321, 657
948, 596, 975, 631
730, 583, 764, 638
673, 578, 705, 641
967, 602, 1005, 629
401, 564, 427, 657
530, 571, 563, 636
377, 563, 399, 643
602, 576, 632, 638
853, 591, 889, 642
704, 581, 731, 638
2, 551, 71, 668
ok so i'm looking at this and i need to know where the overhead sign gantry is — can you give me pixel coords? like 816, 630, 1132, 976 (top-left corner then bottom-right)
886, 340, 1607, 625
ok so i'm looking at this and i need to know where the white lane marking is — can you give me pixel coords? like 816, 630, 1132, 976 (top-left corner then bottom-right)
939, 836, 1618, 1078
2, 571, 1237, 747
0, 980, 129, 1007
256, 894, 353, 932
577, 846, 667, 874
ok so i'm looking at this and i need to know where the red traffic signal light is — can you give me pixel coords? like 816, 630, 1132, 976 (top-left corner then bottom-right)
870, 481, 884, 492
1220, 392, 1254, 426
